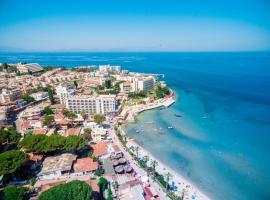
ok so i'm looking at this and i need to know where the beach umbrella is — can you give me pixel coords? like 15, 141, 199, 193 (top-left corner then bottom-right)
113, 160, 119, 166
124, 165, 133, 173
115, 166, 124, 174
118, 158, 126, 164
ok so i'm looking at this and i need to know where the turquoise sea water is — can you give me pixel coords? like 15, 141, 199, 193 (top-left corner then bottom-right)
1, 52, 270, 200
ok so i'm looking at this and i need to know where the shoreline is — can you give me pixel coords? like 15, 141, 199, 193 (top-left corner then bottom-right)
126, 140, 211, 200
120, 94, 211, 200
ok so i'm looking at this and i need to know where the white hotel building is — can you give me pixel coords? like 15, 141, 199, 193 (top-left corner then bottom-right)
66, 95, 117, 115
56, 83, 118, 115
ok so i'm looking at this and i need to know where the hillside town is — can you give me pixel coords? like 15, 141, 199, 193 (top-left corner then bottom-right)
0, 62, 183, 200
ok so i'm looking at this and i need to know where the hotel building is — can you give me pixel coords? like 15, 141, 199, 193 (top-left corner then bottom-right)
66, 95, 118, 115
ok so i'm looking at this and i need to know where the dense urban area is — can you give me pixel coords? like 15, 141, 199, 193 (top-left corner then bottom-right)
0, 62, 182, 200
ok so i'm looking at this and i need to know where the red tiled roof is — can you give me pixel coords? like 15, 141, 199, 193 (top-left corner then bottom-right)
74, 157, 99, 173
22, 121, 32, 129
66, 127, 81, 136
28, 153, 44, 162
55, 119, 69, 126
32, 128, 47, 135
92, 141, 109, 157
50, 104, 65, 109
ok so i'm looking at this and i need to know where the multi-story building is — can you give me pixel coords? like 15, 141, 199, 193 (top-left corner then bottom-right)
56, 83, 76, 105
17, 63, 43, 74
119, 77, 155, 93
99, 64, 121, 73
66, 94, 118, 115
1, 88, 22, 103
120, 81, 133, 93
136, 77, 155, 91
31, 92, 49, 101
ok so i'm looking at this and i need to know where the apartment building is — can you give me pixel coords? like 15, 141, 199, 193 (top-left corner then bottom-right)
66, 94, 118, 115
56, 83, 76, 104
1, 88, 22, 103
99, 64, 121, 73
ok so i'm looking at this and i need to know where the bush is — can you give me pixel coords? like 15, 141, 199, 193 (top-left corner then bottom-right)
94, 169, 104, 177
44, 107, 54, 115
38, 180, 92, 200
3, 185, 29, 200
0, 150, 29, 175
0, 127, 21, 146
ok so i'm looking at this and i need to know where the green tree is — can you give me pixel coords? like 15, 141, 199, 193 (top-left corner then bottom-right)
67, 111, 77, 120
0, 150, 28, 175
43, 115, 55, 126
165, 172, 172, 191
104, 79, 111, 89
19, 94, 35, 103
82, 128, 92, 141
38, 180, 92, 200
20, 134, 87, 154
19, 134, 47, 153
0, 127, 21, 146
44, 106, 54, 115
98, 177, 108, 199
64, 135, 87, 151
74, 80, 78, 89
47, 87, 55, 105
93, 114, 105, 124
150, 160, 158, 179
3, 186, 29, 200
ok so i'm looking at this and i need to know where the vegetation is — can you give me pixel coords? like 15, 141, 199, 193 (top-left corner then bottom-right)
47, 87, 55, 104
74, 80, 78, 89
0, 127, 21, 147
128, 91, 147, 98
43, 115, 55, 126
104, 79, 112, 89
44, 106, 54, 115
19, 94, 35, 103
3, 185, 29, 200
107, 188, 113, 200
98, 177, 108, 199
19, 134, 87, 154
93, 114, 106, 124
66, 111, 77, 120
154, 84, 170, 99
38, 180, 93, 200
0, 63, 18, 73
94, 169, 104, 177
0, 150, 29, 175
82, 128, 92, 141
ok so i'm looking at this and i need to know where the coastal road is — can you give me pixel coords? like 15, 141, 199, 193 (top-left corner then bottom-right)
108, 126, 169, 200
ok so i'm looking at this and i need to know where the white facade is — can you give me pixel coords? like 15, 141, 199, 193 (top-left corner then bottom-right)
136, 78, 154, 91
31, 92, 48, 101
99, 64, 121, 73
66, 95, 117, 114
1, 88, 22, 103
56, 83, 76, 104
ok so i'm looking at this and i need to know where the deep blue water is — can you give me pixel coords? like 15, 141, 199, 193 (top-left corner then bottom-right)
1, 52, 270, 200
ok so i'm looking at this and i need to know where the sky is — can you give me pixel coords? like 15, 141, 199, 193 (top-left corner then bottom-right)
0, 0, 270, 52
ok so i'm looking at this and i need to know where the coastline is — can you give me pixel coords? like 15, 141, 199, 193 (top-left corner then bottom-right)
126, 139, 211, 200
120, 94, 211, 200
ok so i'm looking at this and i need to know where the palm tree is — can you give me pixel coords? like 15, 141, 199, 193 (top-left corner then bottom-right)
150, 160, 158, 179
135, 146, 139, 160
143, 155, 150, 174
165, 172, 172, 191
181, 188, 187, 200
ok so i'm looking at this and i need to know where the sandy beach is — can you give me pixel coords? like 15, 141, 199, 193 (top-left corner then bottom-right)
126, 140, 211, 200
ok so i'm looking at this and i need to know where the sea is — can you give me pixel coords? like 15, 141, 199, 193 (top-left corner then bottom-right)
1, 52, 270, 200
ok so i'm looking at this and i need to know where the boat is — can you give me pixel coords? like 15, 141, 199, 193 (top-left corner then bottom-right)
174, 114, 182, 117
168, 126, 174, 129
135, 130, 140, 133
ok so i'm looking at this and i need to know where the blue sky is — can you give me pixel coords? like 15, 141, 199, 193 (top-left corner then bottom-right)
0, 0, 270, 51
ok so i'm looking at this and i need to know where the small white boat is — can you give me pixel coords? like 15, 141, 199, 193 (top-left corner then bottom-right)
136, 130, 140, 133
168, 126, 174, 129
